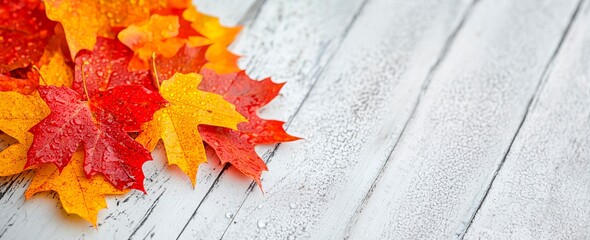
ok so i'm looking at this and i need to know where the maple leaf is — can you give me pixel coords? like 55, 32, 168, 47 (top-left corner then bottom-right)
0, 91, 49, 176
118, 14, 187, 71
153, 45, 208, 81
198, 69, 300, 186
25, 150, 128, 226
136, 72, 246, 185
43, 0, 171, 57
0, 0, 56, 73
150, 7, 202, 40
119, 5, 240, 74
37, 24, 73, 87
26, 85, 166, 190
73, 37, 154, 97
183, 6, 241, 74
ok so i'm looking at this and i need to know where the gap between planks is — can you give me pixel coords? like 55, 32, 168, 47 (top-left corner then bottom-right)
344, 0, 585, 238
342, 0, 480, 237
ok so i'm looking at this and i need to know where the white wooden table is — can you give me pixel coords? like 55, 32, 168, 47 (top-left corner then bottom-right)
1, 0, 590, 239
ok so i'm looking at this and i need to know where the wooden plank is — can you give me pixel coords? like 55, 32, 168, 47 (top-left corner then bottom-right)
346, 0, 583, 239
179, 0, 475, 239
0, 1, 257, 239
464, 2, 590, 239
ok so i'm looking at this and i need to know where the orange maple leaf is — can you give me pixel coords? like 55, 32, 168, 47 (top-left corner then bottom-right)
118, 14, 187, 71
183, 6, 242, 74
118, 5, 241, 73
43, 0, 173, 57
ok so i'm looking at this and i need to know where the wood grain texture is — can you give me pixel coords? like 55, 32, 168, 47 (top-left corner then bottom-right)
346, 0, 583, 239
464, 1, 590, 239
184, 0, 474, 239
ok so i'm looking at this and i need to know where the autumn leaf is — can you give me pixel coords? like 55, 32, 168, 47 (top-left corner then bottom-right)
26, 85, 166, 190
149, 7, 202, 40
25, 150, 128, 226
198, 69, 300, 186
0, 0, 56, 73
136, 72, 246, 185
37, 24, 73, 87
74, 37, 154, 97
118, 14, 187, 71
183, 6, 241, 73
0, 91, 49, 176
43, 0, 169, 57
153, 45, 208, 81
120, 5, 240, 73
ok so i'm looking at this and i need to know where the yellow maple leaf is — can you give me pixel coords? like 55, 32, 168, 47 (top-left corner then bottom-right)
118, 14, 187, 71
37, 25, 73, 87
25, 151, 128, 226
136, 73, 246, 185
183, 6, 242, 74
0, 92, 49, 176
43, 0, 168, 58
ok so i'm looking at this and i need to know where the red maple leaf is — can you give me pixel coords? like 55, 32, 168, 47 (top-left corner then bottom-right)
26, 85, 166, 190
74, 37, 208, 96
73, 37, 155, 97
0, 0, 56, 73
153, 45, 208, 81
198, 69, 300, 187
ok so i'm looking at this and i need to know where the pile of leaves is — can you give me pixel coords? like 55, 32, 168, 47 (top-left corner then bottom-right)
0, 0, 299, 226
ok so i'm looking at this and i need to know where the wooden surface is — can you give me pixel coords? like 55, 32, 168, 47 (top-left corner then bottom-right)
1, 0, 589, 239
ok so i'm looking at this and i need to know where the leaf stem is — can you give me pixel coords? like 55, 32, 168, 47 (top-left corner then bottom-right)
81, 62, 91, 102
152, 52, 161, 89
31, 65, 48, 85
